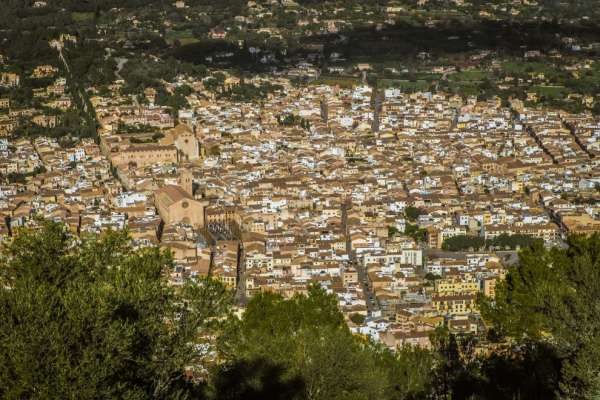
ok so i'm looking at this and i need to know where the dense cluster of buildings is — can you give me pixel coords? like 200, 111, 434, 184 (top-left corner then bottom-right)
1, 65, 600, 349
0, 65, 72, 137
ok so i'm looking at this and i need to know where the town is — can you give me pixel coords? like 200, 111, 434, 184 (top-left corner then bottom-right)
1, 50, 600, 351
4, 1, 600, 398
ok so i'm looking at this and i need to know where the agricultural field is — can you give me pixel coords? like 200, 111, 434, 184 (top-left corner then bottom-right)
311, 75, 360, 88
448, 70, 488, 82
379, 79, 432, 92
71, 12, 95, 22
165, 29, 200, 46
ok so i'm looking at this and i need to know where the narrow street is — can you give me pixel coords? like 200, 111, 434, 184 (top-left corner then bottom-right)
235, 241, 247, 305
562, 118, 594, 159
207, 222, 247, 305
342, 201, 380, 315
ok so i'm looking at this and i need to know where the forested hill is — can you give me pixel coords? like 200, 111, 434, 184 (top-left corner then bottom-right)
3, 0, 600, 75
3, 0, 600, 49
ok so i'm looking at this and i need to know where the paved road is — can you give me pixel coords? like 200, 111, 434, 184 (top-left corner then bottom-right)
207, 222, 247, 305
342, 202, 380, 314
114, 57, 128, 81
235, 241, 247, 305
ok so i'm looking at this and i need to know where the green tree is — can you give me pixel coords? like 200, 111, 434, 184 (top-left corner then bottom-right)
377, 344, 434, 400
404, 206, 423, 222
442, 235, 485, 251
219, 286, 431, 400
210, 357, 305, 400
405, 223, 427, 243
349, 313, 366, 325
482, 234, 600, 398
0, 220, 231, 399
429, 328, 481, 400
487, 233, 542, 250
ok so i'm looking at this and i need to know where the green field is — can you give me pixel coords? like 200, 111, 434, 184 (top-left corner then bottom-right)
448, 70, 488, 82
532, 85, 568, 98
71, 12, 95, 22
413, 72, 442, 81
311, 76, 360, 88
379, 79, 431, 92
179, 37, 201, 45
165, 29, 200, 46
446, 81, 481, 96
502, 61, 560, 77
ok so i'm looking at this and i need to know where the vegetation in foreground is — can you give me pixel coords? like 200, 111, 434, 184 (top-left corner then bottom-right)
1, 221, 600, 399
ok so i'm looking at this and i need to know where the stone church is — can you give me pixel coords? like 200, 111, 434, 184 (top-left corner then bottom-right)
160, 124, 199, 161
154, 184, 206, 228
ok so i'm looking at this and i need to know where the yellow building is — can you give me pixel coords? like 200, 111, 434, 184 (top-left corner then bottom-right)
427, 227, 441, 248
213, 267, 237, 289
342, 267, 358, 286
434, 277, 479, 296
111, 144, 178, 168
561, 214, 600, 236
0, 72, 19, 87
31, 65, 58, 78
432, 294, 477, 315
482, 278, 498, 299
205, 205, 241, 226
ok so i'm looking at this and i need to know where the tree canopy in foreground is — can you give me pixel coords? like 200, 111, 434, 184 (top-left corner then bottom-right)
2, 222, 600, 399
482, 234, 600, 399
0, 221, 432, 400
0, 221, 231, 399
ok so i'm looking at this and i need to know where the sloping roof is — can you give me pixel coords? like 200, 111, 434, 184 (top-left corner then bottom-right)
161, 124, 193, 146
169, 123, 193, 137
155, 185, 191, 207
